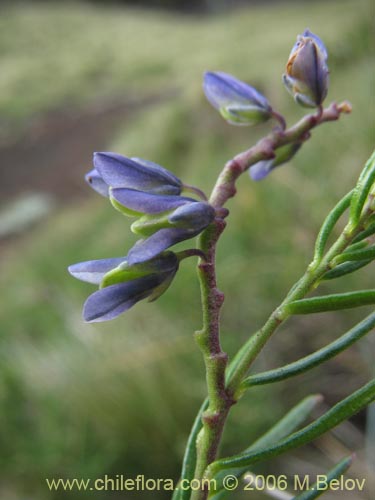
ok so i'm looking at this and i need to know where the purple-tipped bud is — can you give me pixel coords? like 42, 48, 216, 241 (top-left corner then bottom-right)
203, 71, 272, 126
69, 252, 179, 322
283, 29, 329, 108
87, 153, 182, 196
249, 143, 302, 180
127, 202, 216, 265
168, 202, 216, 230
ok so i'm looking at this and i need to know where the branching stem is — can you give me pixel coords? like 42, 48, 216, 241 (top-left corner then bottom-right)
190, 102, 353, 500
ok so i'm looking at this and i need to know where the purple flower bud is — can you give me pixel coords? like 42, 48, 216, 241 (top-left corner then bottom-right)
127, 202, 215, 264
249, 143, 302, 180
168, 202, 216, 230
203, 71, 272, 125
69, 252, 179, 322
283, 29, 329, 108
87, 152, 182, 196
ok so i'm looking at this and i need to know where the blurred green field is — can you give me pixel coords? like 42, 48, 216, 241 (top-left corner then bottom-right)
0, 1, 374, 499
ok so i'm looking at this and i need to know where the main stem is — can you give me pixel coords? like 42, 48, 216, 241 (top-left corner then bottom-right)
191, 220, 234, 500
190, 102, 351, 500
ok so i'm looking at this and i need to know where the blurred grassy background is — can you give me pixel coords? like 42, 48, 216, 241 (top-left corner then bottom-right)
0, 1, 374, 499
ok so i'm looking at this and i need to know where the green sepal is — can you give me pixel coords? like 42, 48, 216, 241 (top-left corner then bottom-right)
100, 252, 178, 288
272, 142, 301, 167
100, 261, 151, 288
131, 211, 172, 236
293, 455, 353, 500
220, 105, 271, 126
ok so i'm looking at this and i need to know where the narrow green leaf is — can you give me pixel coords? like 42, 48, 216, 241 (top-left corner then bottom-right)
312, 191, 353, 264
322, 259, 372, 280
293, 455, 353, 500
285, 290, 375, 315
207, 379, 375, 476
352, 220, 375, 244
350, 150, 375, 226
248, 395, 323, 451
343, 240, 369, 253
333, 245, 375, 265
241, 313, 375, 388
208, 395, 322, 500
173, 398, 208, 500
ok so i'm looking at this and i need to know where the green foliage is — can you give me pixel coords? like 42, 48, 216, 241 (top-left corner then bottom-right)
208, 379, 375, 476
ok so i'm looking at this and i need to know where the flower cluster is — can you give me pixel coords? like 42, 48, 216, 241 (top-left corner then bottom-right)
70, 29, 330, 322
69, 153, 215, 322
203, 29, 328, 178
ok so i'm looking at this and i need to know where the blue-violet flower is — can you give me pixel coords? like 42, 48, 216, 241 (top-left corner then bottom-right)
68, 252, 179, 322
86, 153, 182, 196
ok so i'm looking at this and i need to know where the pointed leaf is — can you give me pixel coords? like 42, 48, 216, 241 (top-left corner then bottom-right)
293, 455, 353, 500
350, 150, 375, 226
312, 190, 352, 265
241, 312, 375, 388
209, 395, 322, 499
322, 259, 372, 280
285, 290, 375, 315
207, 379, 375, 477
173, 399, 209, 500
333, 245, 375, 265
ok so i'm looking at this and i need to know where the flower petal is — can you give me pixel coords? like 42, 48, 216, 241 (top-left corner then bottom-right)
68, 257, 126, 284
127, 228, 200, 265
85, 169, 109, 197
303, 29, 328, 59
94, 152, 181, 194
203, 71, 270, 111
83, 275, 163, 322
131, 157, 182, 194
111, 188, 195, 214
249, 160, 274, 181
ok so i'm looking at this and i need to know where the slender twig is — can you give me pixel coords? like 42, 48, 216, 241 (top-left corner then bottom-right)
189, 102, 352, 500
210, 101, 351, 208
